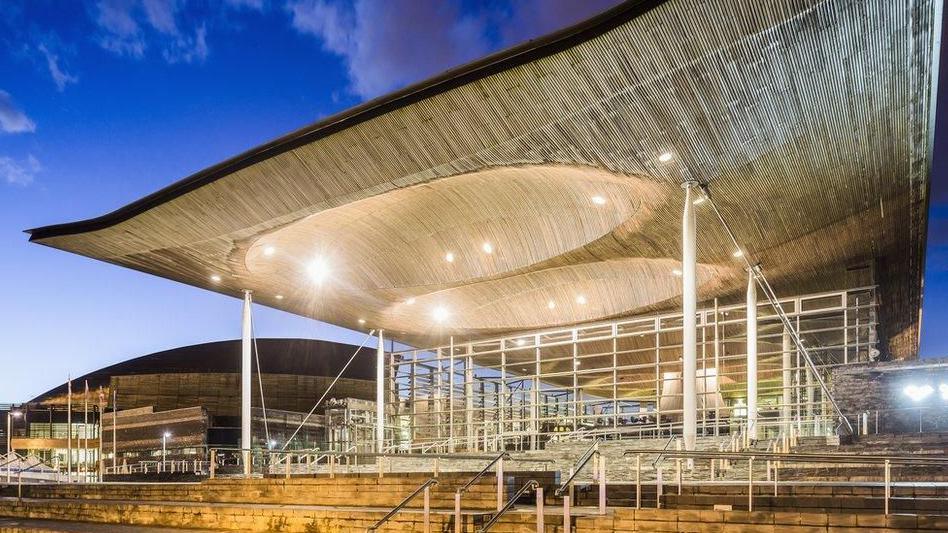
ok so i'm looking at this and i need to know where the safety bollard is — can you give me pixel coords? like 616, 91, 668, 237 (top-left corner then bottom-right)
536, 487, 544, 532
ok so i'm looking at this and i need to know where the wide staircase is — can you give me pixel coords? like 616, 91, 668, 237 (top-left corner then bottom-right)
1, 434, 947, 532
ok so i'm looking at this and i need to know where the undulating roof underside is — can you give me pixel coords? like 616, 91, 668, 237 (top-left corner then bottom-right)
28, 0, 940, 358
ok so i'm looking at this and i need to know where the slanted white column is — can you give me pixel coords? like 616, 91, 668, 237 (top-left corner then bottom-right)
746, 271, 758, 441
241, 290, 253, 452
376, 329, 385, 451
782, 327, 793, 429
681, 181, 698, 451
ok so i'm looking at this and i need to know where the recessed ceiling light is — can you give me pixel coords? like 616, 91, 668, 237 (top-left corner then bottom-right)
672, 269, 683, 276
275, 294, 284, 300
574, 360, 581, 367
210, 275, 222, 283
405, 297, 416, 305
445, 252, 455, 263
547, 300, 556, 310
358, 318, 366, 325
575, 295, 587, 305
515, 339, 526, 347
308, 257, 330, 283
591, 195, 606, 206
432, 306, 449, 323
732, 250, 744, 258
263, 246, 276, 256
482, 242, 493, 254
658, 152, 674, 162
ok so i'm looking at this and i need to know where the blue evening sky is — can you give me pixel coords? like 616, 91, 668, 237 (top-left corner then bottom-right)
0, 1, 945, 401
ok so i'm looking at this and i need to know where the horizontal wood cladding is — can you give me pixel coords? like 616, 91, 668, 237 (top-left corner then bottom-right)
30, 0, 936, 358
110, 373, 374, 417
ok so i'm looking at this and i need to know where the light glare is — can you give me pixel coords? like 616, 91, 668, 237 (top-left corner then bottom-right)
732, 250, 744, 258
432, 306, 449, 323
308, 257, 330, 283
263, 246, 276, 256
941, 384, 948, 401
591, 195, 606, 206
275, 294, 284, 300
482, 242, 493, 254
547, 300, 556, 310
904, 384, 934, 402
672, 269, 683, 276
210, 275, 222, 283
575, 295, 587, 305
658, 152, 674, 162
406, 297, 416, 305
445, 252, 455, 263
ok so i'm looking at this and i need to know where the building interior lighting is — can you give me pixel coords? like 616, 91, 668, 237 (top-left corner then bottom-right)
275, 294, 284, 300
210, 274, 222, 283
575, 295, 587, 305
445, 252, 455, 263
547, 300, 556, 309
406, 297, 416, 305
515, 339, 526, 346
672, 269, 683, 276
482, 242, 493, 254
732, 250, 744, 258
358, 318, 366, 325
263, 246, 276, 256
163, 431, 171, 438
591, 195, 607, 205
658, 152, 674, 162
904, 384, 934, 402
307, 257, 330, 283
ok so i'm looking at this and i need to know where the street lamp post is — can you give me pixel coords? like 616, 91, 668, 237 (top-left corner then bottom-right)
6, 410, 22, 482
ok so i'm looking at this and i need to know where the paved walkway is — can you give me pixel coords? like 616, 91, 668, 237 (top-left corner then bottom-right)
0, 518, 219, 532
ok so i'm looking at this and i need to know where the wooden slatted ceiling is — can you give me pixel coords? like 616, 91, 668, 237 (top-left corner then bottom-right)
28, 0, 937, 359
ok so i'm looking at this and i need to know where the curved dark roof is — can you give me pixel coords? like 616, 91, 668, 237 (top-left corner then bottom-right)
25, 0, 663, 241
32, 338, 376, 402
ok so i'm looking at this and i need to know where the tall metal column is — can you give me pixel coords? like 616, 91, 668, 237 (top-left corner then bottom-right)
782, 327, 793, 429
464, 345, 474, 451
376, 329, 385, 451
681, 181, 698, 451
241, 290, 253, 453
746, 271, 758, 441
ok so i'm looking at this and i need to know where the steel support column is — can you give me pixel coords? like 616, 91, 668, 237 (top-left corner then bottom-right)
746, 271, 758, 441
782, 327, 793, 429
681, 181, 698, 451
376, 329, 385, 451
241, 290, 253, 453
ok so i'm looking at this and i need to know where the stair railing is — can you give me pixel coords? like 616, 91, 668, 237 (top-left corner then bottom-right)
366, 477, 438, 532
477, 479, 539, 533
454, 452, 510, 533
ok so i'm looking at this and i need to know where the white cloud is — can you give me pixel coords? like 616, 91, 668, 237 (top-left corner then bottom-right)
0, 154, 41, 186
0, 90, 35, 134
37, 43, 79, 92
286, 0, 622, 101
287, 0, 491, 99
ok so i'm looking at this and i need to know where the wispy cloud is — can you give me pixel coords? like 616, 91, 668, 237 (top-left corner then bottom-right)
224, 0, 264, 10
93, 0, 209, 64
0, 154, 41, 186
0, 90, 36, 134
37, 43, 79, 91
286, 0, 621, 100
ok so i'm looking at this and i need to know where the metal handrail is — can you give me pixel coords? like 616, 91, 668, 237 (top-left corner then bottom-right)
622, 448, 948, 466
554, 439, 600, 496
477, 479, 539, 533
366, 477, 438, 532
651, 436, 677, 467
457, 452, 509, 496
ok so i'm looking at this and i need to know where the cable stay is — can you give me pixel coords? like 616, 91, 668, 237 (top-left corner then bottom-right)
280, 329, 377, 452
697, 182, 855, 436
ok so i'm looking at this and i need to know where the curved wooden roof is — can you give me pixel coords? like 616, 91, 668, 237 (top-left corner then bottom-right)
27, 0, 940, 358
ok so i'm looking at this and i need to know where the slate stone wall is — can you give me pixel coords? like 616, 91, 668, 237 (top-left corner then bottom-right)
829, 358, 948, 434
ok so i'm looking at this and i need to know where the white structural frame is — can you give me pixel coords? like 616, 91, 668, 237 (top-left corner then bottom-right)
386, 286, 877, 452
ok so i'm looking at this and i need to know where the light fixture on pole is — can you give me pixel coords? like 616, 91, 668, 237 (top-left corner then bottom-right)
162, 431, 171, 464
6, 410, 22, 482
